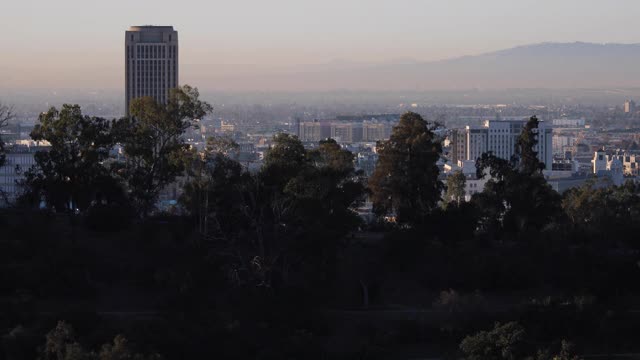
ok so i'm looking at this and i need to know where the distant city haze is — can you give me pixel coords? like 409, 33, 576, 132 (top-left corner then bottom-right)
3, 0, 640, 91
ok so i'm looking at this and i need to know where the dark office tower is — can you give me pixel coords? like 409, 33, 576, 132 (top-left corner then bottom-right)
125, 26, 178, 116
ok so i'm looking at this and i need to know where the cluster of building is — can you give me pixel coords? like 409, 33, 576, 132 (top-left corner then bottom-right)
442, 114, 640, 198
297, 116, 396, 144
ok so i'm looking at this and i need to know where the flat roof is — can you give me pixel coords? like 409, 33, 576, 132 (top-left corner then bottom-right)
128, 26, 174, 31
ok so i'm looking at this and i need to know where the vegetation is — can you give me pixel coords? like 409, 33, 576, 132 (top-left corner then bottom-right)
3, 106, 640, 359
473, 116, 563, 237
369, 111, 442, 225
0, 102, 15, 168
112, 85, 212, 216
22, 105, 118, 212
445, 170, 466, 206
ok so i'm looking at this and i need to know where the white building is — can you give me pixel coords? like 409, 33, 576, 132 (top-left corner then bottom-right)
464, 119, 553, 170
591, 150, 624, 186
592, 150, 608, 174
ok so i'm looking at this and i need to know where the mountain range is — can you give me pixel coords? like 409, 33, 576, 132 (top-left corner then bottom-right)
185, 42, 640, 91
3, 42, 640, 93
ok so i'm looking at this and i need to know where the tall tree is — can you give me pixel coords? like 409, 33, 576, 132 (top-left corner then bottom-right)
261, 133, 308, 189
189, 135, 364, 290
23, 105, 116, 212
369, 111, 443, 225
445, 170, 467, 206
113, 85, 212, 215
181, 136, 246, 238
513, 115, 545, 175
473, 116, 562, 237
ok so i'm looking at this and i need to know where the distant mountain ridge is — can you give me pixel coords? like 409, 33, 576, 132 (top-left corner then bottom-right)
188, 42, 640, 91
3, 42, 640, 92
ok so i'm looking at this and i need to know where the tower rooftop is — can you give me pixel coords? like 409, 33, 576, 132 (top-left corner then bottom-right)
128, 26, 174, 31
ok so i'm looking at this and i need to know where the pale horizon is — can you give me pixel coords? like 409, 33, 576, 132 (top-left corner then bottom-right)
3, 0, 640, 90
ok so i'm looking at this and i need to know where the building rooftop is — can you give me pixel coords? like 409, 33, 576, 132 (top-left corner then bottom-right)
128, 26, 174, 31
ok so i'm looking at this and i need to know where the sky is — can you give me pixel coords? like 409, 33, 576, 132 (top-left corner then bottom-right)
2, 0, 640, 90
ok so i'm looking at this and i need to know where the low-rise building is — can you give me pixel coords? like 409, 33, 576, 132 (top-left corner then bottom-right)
0, 144, 45, 206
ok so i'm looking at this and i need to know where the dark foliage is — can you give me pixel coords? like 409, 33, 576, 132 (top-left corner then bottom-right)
112, 85, 212, 216
369, 111, 443, 225
5, 108, 640, 359
21, 105, 119, 212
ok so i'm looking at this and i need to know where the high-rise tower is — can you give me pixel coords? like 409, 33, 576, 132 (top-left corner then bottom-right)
125, 26, 178, 116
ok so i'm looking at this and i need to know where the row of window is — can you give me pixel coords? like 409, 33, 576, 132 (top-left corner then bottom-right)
126, 45, 177, 60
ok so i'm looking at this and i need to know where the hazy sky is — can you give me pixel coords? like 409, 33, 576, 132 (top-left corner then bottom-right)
2, 0, 640, 89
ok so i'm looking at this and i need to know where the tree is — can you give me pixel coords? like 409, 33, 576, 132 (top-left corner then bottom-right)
473, 116, 562, 237
369, 111, 443, 225
98, 335, 163, 360
114, 85, 212, 216
181, 136, 247, 238
513, 115, 545, 175
40, 322, 162, 360
205, 135, 239, 156
41, 321, 87, 360
23, 105, 117, 212
551, 340, 581, 360
445, 170, 467, 206
460, 322, 526, 360
0, 102, 15, 168
261, 133, 308, 189
187, 135, 364, 291
562, 180, 640, 246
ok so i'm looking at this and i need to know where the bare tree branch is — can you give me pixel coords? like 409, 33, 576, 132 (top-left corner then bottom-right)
0, 102, 14, 129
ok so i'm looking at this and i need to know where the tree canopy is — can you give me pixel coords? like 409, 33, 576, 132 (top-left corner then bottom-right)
369, 111, 443, 225
445, 170, 467, 206
113, 85, 212, 215
23, 105, 117, 212
460, 322, 526, 360
473, 116, 562, 237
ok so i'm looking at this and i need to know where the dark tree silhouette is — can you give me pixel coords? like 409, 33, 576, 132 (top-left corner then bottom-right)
0, 102, 15, 168
460, 322, 526, 360
22, 105, 116, 212
513, 115, 545, 175
368, 111, 443, 225
113, 85, 212, 216
445, 170, 467, 206
473, 116, 562, 237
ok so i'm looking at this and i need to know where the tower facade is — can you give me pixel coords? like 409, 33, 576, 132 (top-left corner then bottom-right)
125, 26, 178, 116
